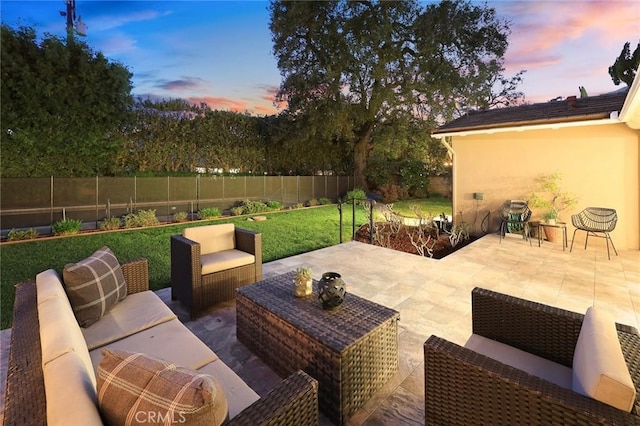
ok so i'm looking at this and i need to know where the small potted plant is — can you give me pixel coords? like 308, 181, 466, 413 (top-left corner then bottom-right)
294, 267, 313, 297
542, 209, 559, 226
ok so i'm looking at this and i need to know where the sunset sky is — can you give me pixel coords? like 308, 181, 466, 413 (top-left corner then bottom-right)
2, 1, 638, 116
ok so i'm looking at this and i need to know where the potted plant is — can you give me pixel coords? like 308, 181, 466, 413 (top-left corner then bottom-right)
542, 209, 559, 226
529, 172, 578, 241
294, 267, 313, 297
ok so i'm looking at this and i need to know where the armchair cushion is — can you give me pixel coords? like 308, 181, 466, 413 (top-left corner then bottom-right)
184, 223, 235, 255
97, 350, 228, 426
201, 250, 255, 275
464, 334, 572, 389
63, 246, 127, 327
573, 306, 636, 412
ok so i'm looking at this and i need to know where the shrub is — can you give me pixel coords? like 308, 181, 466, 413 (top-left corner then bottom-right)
173, 211, 189, 223
307, 199, 320, 207
319, 197, 333, 205
123, 209, 159, 228
399, 159, 429, 198
231, 200, 279, 216
377, 184, 410, 204
345, 188, 367, 203
266, 200, 282, 210
52, 218, 82, 236
377, 184, 398, 203
7, 228, 38, 241
100, 217, 122, 231
292, 202, 304, 209
241, 200, 271, 214
197, 207, 220, 220
230, 206, 244, 216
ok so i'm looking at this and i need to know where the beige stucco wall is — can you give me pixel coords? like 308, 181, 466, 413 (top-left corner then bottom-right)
449, 122, 640, 250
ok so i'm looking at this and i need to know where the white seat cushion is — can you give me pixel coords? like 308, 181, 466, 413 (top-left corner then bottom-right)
465, 334, 572, 389
43, 351, 103, 426
201, 250, 255, 275
573, 306, 636, 412
184, 223, 235, 255
90, 318, 218, 372
198, 359, 260, 419
82, 290, 176, 350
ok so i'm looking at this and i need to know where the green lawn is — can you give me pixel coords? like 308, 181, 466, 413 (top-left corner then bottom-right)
0, 198, 452, 329
386, 195, 453, 218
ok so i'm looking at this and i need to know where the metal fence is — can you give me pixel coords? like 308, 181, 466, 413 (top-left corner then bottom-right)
0, 175, 354, 230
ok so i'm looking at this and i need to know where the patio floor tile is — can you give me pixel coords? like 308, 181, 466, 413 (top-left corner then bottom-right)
0, 233, 638, 425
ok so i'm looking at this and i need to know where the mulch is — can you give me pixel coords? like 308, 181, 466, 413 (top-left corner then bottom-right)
354, 223, 478, 259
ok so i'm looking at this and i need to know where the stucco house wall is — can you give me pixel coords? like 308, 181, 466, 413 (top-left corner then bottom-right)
449, 123, 639, 250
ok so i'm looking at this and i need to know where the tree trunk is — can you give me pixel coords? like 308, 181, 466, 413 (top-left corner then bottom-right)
353, 124, 373, 190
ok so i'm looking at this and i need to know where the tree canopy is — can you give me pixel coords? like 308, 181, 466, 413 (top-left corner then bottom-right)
1, 24, 134, 177
608, 40, 640, 87
269, 0, 524, 189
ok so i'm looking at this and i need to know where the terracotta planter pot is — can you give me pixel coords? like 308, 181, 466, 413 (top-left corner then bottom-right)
544, 226, 562, 242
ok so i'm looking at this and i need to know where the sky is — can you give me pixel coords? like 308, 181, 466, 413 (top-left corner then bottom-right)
1, 1, 639, 116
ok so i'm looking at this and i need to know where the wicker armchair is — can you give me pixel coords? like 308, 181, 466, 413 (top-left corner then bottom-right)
570, 207, 618, 259
424, 288, 640, 425
499, 200, 532, 245
3, 259, 319, 426
171, 224, 262, 319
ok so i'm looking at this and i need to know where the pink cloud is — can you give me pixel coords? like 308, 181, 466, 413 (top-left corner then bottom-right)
498, 0, 639, 98
253, 104, 279, 115
256, 84, 287, 110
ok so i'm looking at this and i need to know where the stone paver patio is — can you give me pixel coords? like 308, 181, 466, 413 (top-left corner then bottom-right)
1, 233, 638, 424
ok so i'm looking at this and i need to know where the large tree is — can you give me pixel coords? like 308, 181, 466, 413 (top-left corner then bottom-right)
608, 41, 640, 87
270, 0, 524, 189
1, 25, 133, 177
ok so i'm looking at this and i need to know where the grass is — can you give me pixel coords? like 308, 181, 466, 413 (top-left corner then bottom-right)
386, 195, 453, 218
0, 198, 453, 330
0, 205, 369, 329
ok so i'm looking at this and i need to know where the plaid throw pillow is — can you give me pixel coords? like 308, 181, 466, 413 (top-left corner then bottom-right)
97, 350, 228, 426
63, 246, 127, 327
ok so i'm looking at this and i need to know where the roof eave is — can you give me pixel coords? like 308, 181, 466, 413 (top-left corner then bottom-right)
431, 112, 619, 138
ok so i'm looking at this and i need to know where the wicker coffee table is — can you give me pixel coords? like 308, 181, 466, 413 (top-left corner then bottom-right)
236, 271, 399, 425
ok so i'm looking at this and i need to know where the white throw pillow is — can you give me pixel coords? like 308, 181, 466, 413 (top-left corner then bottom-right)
572, 306, 636, 412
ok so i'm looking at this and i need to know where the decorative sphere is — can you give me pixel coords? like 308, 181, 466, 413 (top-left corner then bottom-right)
318, 272, 346, 309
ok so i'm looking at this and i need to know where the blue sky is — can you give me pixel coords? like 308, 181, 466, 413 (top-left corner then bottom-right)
2, 1, 638, 116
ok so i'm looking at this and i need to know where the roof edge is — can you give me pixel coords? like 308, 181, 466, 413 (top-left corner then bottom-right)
431, 115, 621, 138
431, 112, 612, 136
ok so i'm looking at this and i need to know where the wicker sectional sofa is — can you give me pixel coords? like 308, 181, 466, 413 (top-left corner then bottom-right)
424, 287, 640, 425
3, 257, 318, 426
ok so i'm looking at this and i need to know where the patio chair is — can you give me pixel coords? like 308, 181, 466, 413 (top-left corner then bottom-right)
499, 200, 532, 245
424, 287, 639, 425
171, 223, 262, 319
570, 207, 618, 259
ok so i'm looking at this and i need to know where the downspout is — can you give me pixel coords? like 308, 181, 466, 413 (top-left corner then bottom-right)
439, 137, 457, 223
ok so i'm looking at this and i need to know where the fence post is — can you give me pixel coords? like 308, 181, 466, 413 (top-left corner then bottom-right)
95, 176, 99, 229
196, 174, 200, 212
134, 176, 137, 212
338, 202, 343, 243
50, 176, 54, 226
352, 198, 356, 240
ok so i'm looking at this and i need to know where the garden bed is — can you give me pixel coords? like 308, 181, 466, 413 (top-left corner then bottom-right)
354, 223, 478, 259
